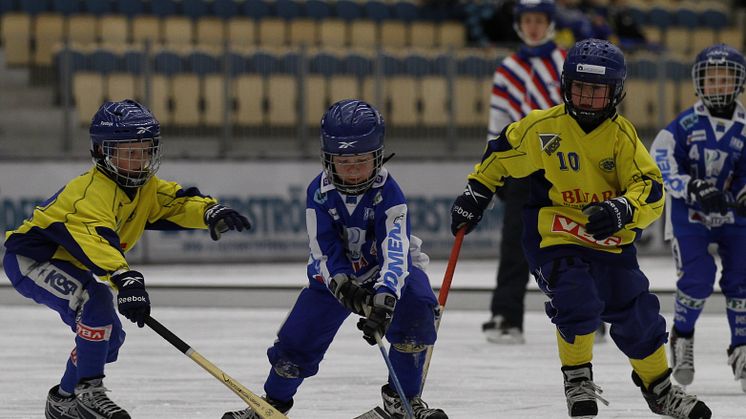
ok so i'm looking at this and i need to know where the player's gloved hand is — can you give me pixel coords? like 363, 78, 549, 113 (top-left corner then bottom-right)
357, 289, 397, 345
735, 193, 746, 217
687, 179, 727, 215
204, 204, 252, 241
111, 270, 150, 328
582, 197, 633, 240
450, 179, 494, 236
329, 273, 373, 316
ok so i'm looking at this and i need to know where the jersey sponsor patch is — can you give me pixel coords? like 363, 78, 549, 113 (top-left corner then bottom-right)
76, 322, 112, 342
598, 158, 615, 172
550, 214, 622, 246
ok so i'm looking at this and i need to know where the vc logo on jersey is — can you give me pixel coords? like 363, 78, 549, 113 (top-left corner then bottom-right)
599, 158, 615, 172
539, 133, 562, 155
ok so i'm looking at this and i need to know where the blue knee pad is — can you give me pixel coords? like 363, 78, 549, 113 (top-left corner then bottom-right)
387, 267, 438, 346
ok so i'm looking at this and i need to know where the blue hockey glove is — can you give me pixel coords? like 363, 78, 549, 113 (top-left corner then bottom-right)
111, 270, 150, 328
357, 290, 397, 345
687, 179, 727, 215
329, 273, 373, 316
204, 204, 252, 241
582, 197, 633, 240
735, 194, 746, 217
450, 179, 494, 236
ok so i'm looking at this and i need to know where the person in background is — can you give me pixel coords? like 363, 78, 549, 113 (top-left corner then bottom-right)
3, 99, 251, 419
483, 0, 612, 345
649, 43, 746, 392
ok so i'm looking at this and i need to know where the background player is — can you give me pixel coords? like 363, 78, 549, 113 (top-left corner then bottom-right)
222, 99, 447, 419
3, 99, 251, 419
649, 43, 746, 392
450, 39, 711, 418
483, 0, 567, 344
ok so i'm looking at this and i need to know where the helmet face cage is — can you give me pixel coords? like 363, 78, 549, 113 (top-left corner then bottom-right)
322, 147, 383, 195
513, 0, 556, 46
692, 46, 746, 112
98, 137, 161, 188
319, 99, 386, 195
561, 39, 626, 125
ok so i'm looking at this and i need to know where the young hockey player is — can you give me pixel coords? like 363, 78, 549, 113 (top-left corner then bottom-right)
222, 99, 447, 419
3, 99, 251, 419
649, 43, 746, 392
450, 39, 712, 418
483, 0, 567, 344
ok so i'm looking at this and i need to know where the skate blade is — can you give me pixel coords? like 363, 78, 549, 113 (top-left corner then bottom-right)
353, 406, 391, 419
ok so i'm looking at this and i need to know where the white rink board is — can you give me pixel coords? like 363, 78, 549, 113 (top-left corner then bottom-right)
0, 161, 668, 264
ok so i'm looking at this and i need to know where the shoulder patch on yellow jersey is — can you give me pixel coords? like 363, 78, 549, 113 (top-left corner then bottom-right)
599, 158, 615, 172
539, 133, 562, 155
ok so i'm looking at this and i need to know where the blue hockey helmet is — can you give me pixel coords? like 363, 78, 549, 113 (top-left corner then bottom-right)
320, 99, 385, 195
561, 38, 627, 125
692, 43, 746, 113
90, 99, 161, 188
513, 0, 556, 46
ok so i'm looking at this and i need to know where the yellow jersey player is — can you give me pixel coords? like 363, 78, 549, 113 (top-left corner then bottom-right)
3, 99, 250, 419
449, 39, 711, 419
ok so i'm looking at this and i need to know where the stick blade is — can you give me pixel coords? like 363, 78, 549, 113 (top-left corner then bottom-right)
352, 406, 391, 419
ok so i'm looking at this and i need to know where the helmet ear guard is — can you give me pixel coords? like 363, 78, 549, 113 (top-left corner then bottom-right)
320, 99, 386, 195
561, 39, 627, 125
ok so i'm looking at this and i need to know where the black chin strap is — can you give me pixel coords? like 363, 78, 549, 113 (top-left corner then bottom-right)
382, 153, 396, 165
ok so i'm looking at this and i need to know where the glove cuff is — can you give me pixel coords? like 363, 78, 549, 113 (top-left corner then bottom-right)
111, 270, 145, 289
203, 204, 223, 224
372, 291, 397, 311
465, 178, 494, 210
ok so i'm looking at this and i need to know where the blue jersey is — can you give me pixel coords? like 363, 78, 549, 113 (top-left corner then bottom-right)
650, 100, 746, 237
305, 167, 417, 298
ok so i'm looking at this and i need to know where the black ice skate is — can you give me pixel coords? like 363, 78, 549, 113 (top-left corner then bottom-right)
727, 344, 746, 393
221, 396, 293, 419
632, 369, 711, 419
482, 315, 525, 344
381, 384, 448, 419
74, 378, 130, 419
561, 363, 609, 418
46, 384, 79, 419
670, 327, 695, 385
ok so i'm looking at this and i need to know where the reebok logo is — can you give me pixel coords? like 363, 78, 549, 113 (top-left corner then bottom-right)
338, 141, 357, 149
136, 126, 152, 135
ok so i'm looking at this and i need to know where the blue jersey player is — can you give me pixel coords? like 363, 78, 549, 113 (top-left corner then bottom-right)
650, 43, 746, 392
3, 99, 251, 419
450, 39, 711, 419
222, 99, 447, 419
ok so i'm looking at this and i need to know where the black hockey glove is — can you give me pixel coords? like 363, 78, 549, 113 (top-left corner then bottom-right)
357, 290, 397, 345
582, 197, 633, 240
204, 204, 252, 241
735, 193, 746, 217
450, 179, 494, 236
111, 270, 150, 328
688, 179, 727, 215
329, 273, 373, 316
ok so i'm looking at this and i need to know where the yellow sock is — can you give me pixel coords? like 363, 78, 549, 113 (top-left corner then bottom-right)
629, 345, 668, 389
557, 329, 595, 366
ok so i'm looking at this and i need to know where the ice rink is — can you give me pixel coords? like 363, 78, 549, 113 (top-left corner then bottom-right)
1, 257, 744, 418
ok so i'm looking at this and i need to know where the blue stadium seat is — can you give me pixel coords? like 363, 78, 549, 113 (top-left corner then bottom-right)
188, 51, 220, 74
432, 54, 452, 76
150, 0, 178, 18
123, 50, 145, 74
309, 52, 341, 77
364, 1, 390, 23
224, 51, 249, 76
243, 0, 271, 20
51, 0, 79, 15
457, 55, 492, 77
403, 54, 430, 77
647, 7, 673, 31
0, 0, 18, 14
116, 0, 144, 17
213, 0, 239, 20
305, 0, 331, 20
278, 51, 301, 73
380, 53, 402, 76
335, 0, 362, 20
153, 51, 183, 75
674, 8, 699, 30
276, 0, 301, 20
700, 9, 728, 31
19, 0, 46, 15
250, 51, 277, 76
84, 0, 112, 16
55, 48, 88, 73
90, 49, 120, 74
665, 59, 689, 82
393, 2, 418, 23
343, 53, 373, 77
182, 0, 209, 20
627, 6, 646, 26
